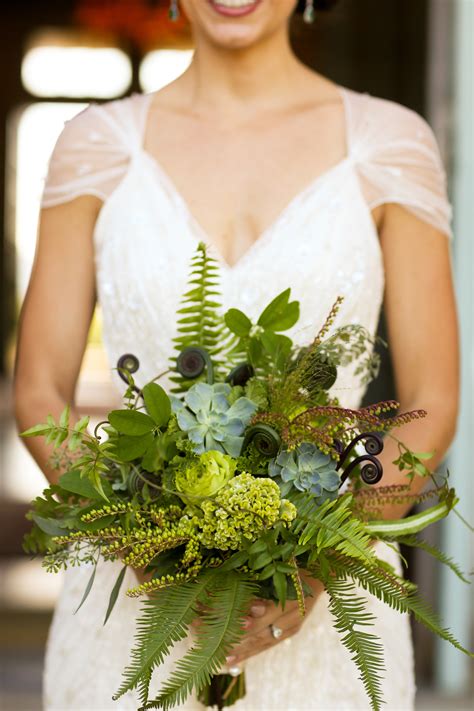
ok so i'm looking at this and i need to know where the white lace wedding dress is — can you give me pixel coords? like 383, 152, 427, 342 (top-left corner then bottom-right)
40, 85, 452, 710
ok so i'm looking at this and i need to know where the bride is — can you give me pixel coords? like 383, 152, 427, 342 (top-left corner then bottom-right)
14, 0, 459, 708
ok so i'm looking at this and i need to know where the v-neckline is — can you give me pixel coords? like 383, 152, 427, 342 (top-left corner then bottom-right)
139, 85, 353, 271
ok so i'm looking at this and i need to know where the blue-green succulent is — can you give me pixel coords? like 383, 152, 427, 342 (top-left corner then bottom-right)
268, 442, 341, 500
171, 382, 258, 457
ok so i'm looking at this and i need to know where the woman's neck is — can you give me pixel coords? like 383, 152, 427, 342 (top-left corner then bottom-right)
176, 28, 315, 118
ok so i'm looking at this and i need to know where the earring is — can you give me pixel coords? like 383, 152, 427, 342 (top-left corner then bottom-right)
169, 0, 180, 21
303, 0, 315, 24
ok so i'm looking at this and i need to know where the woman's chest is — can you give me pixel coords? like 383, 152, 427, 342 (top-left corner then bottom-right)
143, 106, 350, 267
94, 160, 385, 373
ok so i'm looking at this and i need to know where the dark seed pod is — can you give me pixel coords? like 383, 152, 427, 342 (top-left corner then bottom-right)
305, 357, 338, 391
226, 362, 255, 387
176, 346, 214, 384
361, 461, 384, 485
337, 432, 384, 488
93, 420, 109, 440
117, 353, 140, 374
117, 353, 141, 394
241, 424, 281, 458
339, 454, 383, 487
315, 360, 338, 390
364, 435, 384, 456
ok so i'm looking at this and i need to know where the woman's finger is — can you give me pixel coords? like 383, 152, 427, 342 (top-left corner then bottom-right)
247, 600, 268, 618
227, 622, 303, 665
239, 597, 309, 636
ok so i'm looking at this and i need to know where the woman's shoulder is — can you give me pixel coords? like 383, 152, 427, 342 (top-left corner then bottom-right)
343, 86, 440, 155
56, 93, 149, 152
42, 94, 149, 208
341, 86, 452, 238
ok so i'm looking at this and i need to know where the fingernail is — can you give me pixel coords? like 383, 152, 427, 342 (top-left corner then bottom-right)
226, 655, 236, 664
242, 617, 252, 629
250, 604, 266, 616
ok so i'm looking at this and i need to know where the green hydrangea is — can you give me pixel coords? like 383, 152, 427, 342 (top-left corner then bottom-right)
175, 450, 236, 500
190, 473, 296, 550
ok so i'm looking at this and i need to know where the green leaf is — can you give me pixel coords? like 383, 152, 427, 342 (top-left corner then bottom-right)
67, 432, 82, 452
74, 415, 90, 433
220, 550, 249, 571
250, 552, 273, 570
224, 308, 252, 337
258, 563, 276, 580
54, 429, 68, 447
260, 331, 292, 360
58, 469, 106, 500
247, 539, 267, 555
74, 559, 98, 614
59, 405, 70, 429
104, 566, 127, 626
413, 451, 434, 460
248, 337, 264, 365
272, 571, 287, 608
109, 410, 155, 436
31, 514, 67, 536
114, 433, 154, 461
278, 542, 295, 559
257, 289, 300, 331
276, 562, 297, 574
141, 440, 164, 473
143, 383, 172, 428
20, 423, 51, 437
257, 288, 289, 327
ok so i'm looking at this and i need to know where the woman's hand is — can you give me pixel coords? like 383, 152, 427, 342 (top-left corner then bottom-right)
193, 575, 324, 668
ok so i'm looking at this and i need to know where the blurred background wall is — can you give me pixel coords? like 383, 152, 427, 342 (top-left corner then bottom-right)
0, 1, 472, 709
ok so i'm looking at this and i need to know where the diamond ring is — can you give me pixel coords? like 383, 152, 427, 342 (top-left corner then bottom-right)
270, 624, 283, 639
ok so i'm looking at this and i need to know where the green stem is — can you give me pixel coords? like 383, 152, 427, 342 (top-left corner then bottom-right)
364, 499, 457, 537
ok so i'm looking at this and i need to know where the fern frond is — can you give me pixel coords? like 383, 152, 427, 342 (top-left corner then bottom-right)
143, 572, 257, 710
323, 575, 385, 711
295, 495, 376, 564
327, 555, 473, 658
397, 535, 471, 583
169, 243, 234, 392
114, 572, 213, 704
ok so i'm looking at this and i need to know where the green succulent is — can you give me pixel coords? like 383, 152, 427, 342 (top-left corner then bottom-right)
269, 442, 341, 500
171, 382, 258, 457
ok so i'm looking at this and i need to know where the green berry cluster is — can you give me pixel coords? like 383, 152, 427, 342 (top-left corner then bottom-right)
123, 531, 191, 569
192, 473, 291, 551
126, 570, 193, 598
81, 502, 131, 522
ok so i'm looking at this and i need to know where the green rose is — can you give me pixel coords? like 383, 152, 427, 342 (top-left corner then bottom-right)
176, 450, 236, 500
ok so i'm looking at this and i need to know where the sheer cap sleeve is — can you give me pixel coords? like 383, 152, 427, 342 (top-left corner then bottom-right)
41, 95, 147, 208
349, 91, 453, 239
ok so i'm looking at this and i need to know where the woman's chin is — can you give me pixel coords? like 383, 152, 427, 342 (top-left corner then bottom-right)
204, 24, 263, 49
184, 0, 289, 51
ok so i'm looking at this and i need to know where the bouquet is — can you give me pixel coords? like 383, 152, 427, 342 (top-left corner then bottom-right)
22, 242, 472, 711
